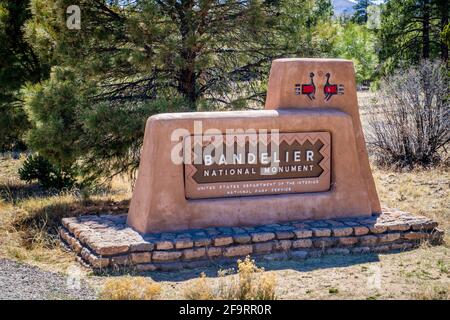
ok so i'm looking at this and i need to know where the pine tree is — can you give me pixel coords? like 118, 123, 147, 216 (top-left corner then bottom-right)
0, 0, 47, 151
352, 0, 374, 24
379, 0, 449, 71
22, 0, 335, 183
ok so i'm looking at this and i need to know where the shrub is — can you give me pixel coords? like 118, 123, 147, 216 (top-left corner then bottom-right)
368, 60, 449, 168
18, 154, 75, 190
184, 256, 277, 300
183, 272, 216, 300
98, 276, 161, 300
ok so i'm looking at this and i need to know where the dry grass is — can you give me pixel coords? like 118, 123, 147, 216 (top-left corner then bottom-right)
373, 166, 449, 244
0, 156, 131, 272
183, 256, 277, 300
98, 276, 161, 300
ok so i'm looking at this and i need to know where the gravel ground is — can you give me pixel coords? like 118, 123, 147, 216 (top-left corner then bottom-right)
0, 258, 97, 300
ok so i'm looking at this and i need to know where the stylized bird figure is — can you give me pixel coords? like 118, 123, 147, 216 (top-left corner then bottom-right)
301, 72, 316, 100
324, 73, 338, 101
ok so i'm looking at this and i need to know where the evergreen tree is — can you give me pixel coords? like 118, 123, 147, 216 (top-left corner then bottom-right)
352, 0, 374, 24
22, 0, 335, 183
379, 0, 449, 72
0, 0, 47, 151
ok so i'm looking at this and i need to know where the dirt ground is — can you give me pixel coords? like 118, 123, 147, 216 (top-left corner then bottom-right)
0, 92, 449, 300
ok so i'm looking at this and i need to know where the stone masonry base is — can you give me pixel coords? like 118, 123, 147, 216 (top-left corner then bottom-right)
59, 209, 443, 272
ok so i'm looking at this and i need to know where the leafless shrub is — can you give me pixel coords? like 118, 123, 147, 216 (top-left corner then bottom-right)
368, 60, 449, 168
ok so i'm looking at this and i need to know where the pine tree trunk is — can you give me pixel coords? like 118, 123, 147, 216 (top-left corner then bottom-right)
422, 0, 430, 59
178, 2, 198, 109
179, 58, 197, 107
439, 0, 449, 61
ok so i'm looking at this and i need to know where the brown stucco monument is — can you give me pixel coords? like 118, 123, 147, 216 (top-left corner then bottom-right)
60, 58, 442, 271
127, 58, 382, 234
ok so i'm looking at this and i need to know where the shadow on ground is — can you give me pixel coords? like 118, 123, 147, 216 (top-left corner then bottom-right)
98, 253, 383, 282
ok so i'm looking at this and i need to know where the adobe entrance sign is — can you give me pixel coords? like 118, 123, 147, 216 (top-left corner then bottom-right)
60, 58, 442, 271
127, 58, 382, 233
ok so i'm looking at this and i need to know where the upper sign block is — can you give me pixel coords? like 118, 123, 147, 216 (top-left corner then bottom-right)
265, 58, 380, 215
266, 58, 356, 110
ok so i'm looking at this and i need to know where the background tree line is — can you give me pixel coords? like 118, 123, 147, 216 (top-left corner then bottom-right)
0, 0, 448, 188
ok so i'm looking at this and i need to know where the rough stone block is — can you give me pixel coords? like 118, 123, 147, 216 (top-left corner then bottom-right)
88, 254, 110, 269
223, 245, 253, 257
233, 234, 251, 244
72, 241, 83, 254
136, 263, 157, 272
378, 233, 401, 243
386, 223, 410, 232
152, 251, 182, 262
312, 228, 331, 237
193, 237, 212, 247
411, 221, 438, 231
359, 235, 378, 246
313, 237, 336, 248
369, 225, 387, 234
338, 237, 358, 246
275, 231, 295, 240
155, 240, 174, 250
182, 247, 206, 260
111, 255, 130, 266
353, 226, 369, 236
59, 228, 70, 243
130, 242, 154, 252
206, 247, 222, 258
253, 242, 273, 254
175, 238, 194, 249
332, 227, 353, 237
292, 239, 312, 249
274, 240, 292, 251
294, 229, 313, 238
130, 252, 152, 264
213, 236, 233, 246
251, 232, 275, 242
61, 217, 77, 229
91, 243, 129, 256
402, 232, 429, 241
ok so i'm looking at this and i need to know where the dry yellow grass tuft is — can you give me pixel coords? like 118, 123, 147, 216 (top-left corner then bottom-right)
184, 256, 277, 300
372, 166, 449, 244
98, 276, 161, 300
0, 156, 131, 271
413, 284, 450, 300
182, 272, 216, 300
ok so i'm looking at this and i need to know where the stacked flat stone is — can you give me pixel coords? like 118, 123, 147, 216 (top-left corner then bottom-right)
59, 209, 443, 272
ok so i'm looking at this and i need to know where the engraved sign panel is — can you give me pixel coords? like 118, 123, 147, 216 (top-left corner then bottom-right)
184, 132, 331, 199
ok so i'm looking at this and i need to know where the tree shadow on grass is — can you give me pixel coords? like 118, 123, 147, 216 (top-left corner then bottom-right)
11, 197, 130, 249
0, 180, 55, 203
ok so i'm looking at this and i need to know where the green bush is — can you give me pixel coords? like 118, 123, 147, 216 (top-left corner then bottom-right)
18, 154, 75, 190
